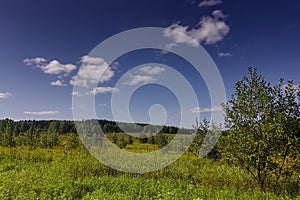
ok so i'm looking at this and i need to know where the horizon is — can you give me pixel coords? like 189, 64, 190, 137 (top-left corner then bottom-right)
0, 118, 195, 131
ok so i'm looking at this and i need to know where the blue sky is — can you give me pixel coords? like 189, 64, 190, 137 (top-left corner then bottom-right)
0, 0, 300, 128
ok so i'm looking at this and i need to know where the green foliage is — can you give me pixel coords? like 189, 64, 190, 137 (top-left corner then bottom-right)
222, 67, 300, 193
24, 125, 39, 149
103, 123, 113, 133
139, 134, 148, 144
65, 133, 79, 149
48, 121, 60, 134
47, 131, 60, 148
148, 135, 155, 144
39, 134, 48, 148
128, 135, 134, 145
189, 119, 221, 160
201, 126, 222, 160
118, 133, 128, 149
112, 133, 118, 144
155, 132, 168, 148
0, 119, 192, 150
0, 146, 296, 199
189, 118, 208, 157
1, 118, 15, 147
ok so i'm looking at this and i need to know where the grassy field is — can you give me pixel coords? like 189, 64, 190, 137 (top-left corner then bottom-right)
0, 143, 298, 200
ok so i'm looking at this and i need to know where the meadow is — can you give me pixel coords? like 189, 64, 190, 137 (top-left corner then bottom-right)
0, 140, 298, 200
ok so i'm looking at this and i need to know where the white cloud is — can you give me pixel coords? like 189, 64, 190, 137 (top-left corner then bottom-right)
89, 87, 119, 95
24, 57, 76, 86
125, 75, 156, 85
164, 10, 229, 46
138, 66, 166, 75
0, 92, 12, 99
50, 80, 67, 87
71, 91, 82, 96
40, 60, 76, 76
25, 56, 115, 87
70, 78, 88, 87
24, 58, 76, 76
24, 110, 59, 116
191, 106, 223, 113
80, 55, 104, 65
198, 0, 222, 7
70, 56, 114, 87
23, 57, 47, 66
164, 43, 178, 51
218, 52, 232, 57
212, 10, 225, 19
164, 24, 199, 47
123, 65, 166, 86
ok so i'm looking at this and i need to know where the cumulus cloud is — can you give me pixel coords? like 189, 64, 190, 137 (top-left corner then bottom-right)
218, 52, 232, 57
191, 106, 223, 113
164, 10, 229, 46
89, 87, 119, 95
80, 55, 104, 65
25, 56, 115, 88
40, 60, 76, 76
70, 56, 114, 87
0, 92, 12, 99
125, 75, 156, 85
124, 65, 166, 85
23, 57, 47, 66
50, 80, 67, 87
24, 110, 59, 116
24, 58, 76, 76
138, 66, 166, 75
198, 0, 222, 7
164, 24, 199, 47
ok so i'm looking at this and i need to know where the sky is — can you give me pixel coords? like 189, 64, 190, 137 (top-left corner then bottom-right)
0, 0, 300, 128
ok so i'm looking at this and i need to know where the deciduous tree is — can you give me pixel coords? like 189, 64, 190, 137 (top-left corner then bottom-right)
222, 67, 300, 193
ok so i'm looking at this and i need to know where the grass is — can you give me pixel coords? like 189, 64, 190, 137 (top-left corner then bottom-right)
0, 146, 298, 199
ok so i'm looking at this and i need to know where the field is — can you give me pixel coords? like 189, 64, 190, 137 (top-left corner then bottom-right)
0, 140, 298, 200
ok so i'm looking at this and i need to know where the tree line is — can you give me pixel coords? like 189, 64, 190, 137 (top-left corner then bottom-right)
0, 118, 192, 148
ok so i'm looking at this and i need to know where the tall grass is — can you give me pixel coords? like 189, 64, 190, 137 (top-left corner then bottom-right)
0, 146, 298, 199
